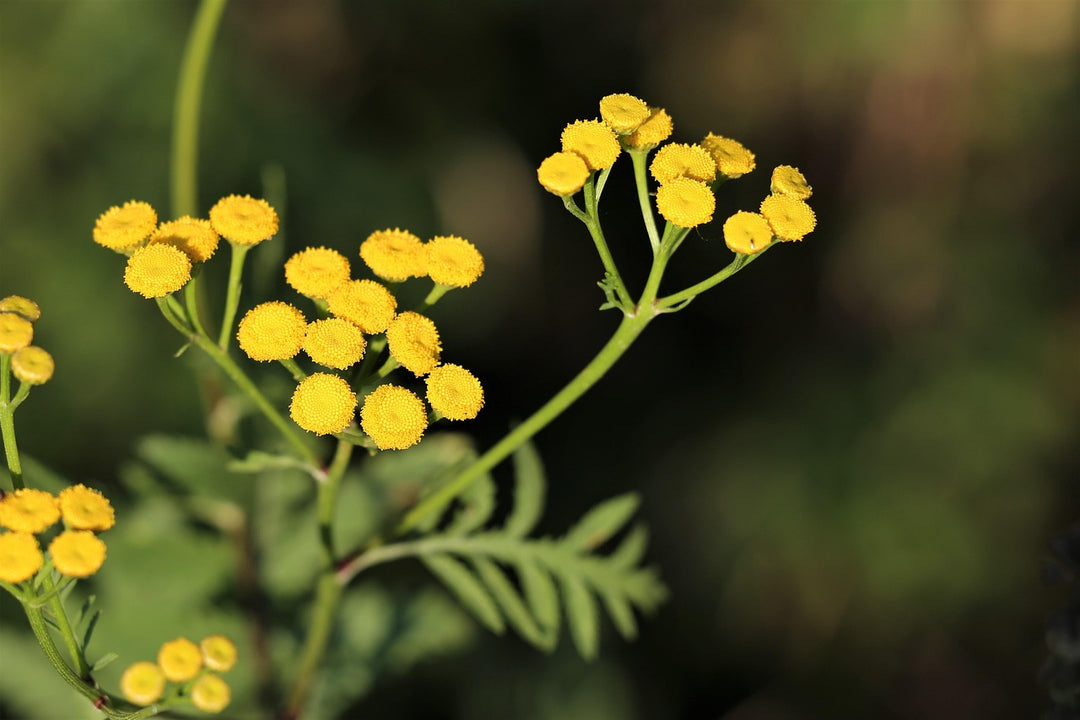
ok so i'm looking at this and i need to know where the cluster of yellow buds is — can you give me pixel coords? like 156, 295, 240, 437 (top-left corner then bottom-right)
0, 484, 115, 583
0, 296, 54, 386
120, 634, 237, 712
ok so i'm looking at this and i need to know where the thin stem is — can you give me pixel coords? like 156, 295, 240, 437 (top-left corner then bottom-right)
155, 296, 193, 337
279, 358, 307, 382
581, 175, 632, 310
183, 277, 209, 339
415, 284, 450, 313
43, 575, 91, 678
656, 251, 762, 311
218, 243, 250, 349
629, 150, 660, 253
0, 353, 25, 490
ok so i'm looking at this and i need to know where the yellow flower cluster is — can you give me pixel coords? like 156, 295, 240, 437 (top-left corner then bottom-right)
120, 634, 236, 712
0, 484, 115, 583
722, 166, 816, 254
1, 295, 55, 386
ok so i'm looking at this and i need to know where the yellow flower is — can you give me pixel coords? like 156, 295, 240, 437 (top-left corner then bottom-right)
424, 235, 484, 288
425, 364, 484, 421
327, 279, 398, 334
360, 384, 428, 451
58, 484, 115, 531
48, 530, 106, 577
209, 195, 279, 245
0, 295, 41, 322
191, 674, 231, 714
303, 318, 366, 370
124, 244, 192, 299
290, 373, 357, 435
650, 143, 717, 185
12, 346, 55, 386
200, 635, 238, 673
700, 134, 755, 178
561, 120, 620, 171
599, 93, 651, 135
0, 532, 43, 583
237, 301, 307, 361
148, 217, 220, 263
359, 229, 426, 282
537, 152, 590, 197
120, 661, 166, 706
760, 194, 816, 241
285, 246, 351, 299
623, 108, 673, 150
386, 312, 441, 376
0, 313, 34, 353
655, 178, 715, 228
723, 211, 773, 255
157, 637, 203, 682
0, 488, 59, 533
771, 165, 812, 200
93, 200, 158, 253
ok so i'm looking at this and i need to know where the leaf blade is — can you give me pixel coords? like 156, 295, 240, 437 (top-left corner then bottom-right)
421, 554, 505, 635
503, 439, 546, 538
563, 494, 640, 552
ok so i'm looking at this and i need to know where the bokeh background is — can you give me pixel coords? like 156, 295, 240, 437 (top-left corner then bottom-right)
2, 1, 1079, 718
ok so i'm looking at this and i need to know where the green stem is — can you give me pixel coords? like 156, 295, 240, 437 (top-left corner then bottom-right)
218, 243, 251, 349
183, 277, 209, 339
629, 150, 661, 253
0, 353, 25, 490
42, 575, 91, 678
656, 251, 761, 311
415, 284, 450, 313
155, 296, 193, 336
279, 358, 307, 382
582, 175, 632, 310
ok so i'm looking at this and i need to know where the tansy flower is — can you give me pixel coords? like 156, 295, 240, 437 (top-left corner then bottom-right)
426, 364, 484, 421
537, 152, 590, 197
303, 318, 366, 370
93, 201, 157, 253
48, 530, 106, 578
771, 165, 812, 200
327, 279, 397, 334
0, 313, 33, 353
760, 194, 816, 241
386, 312, 441, 376
723, 211, 773, 255
700, 134, 755, 178
158, 637, 203, 682
0, 295, 41, 322
599, 93, 651, 135
290, 373, 357, 435
360, 384, 428, 451
561, 120, 621, 171
360, 229, 426, 282
120, 661, 166, 706
0, 488, 59, 533
58, 484, 115, 531
124, 244, 192, 298
424, 235, 484, 288
209, 195, 279, 245
237, 301, 307, 361
656, 178, 715, 228
11, 346, 54, 386
285, 246, 351, 299
200, 635, 238, 673
148, 216, 220, 263
0, 532, 43, 583
650, 143, 717, 185
191, 674, 231, 714
623, 108, 673, 150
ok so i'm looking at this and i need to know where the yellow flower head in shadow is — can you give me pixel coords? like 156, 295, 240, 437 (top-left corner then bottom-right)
656, 178, 715, 229
191, 674, 231, 714
200, 635, 238, 673
424, 236, 484, 288
701, 134, 756, 179
124, 244, 192, 298
12, 346, 54, 386
623, 108, 673, 150
771, 165, 812, 200
303, 318, 366, 370
58, 484, 115, 531
723, 211, 773, 255
537, 152, 590, 197
561, 120, 620, 171
48, 530, 106, 578
290, 373, 358, 435
650, 143, 717, 185
760, 194, 816, 241
599, 93, 651, 135
0, 313, 34, 353
93, 200, 157, 253
209, 195, 279, 245
120, 662, 166, 706
0, 488, 59, 533
360, 384, 428, 451
0, 532, 43, 583
149, 217, 220, 263
387, 312, 441, 376
360, 229, 426, 282
426, 364, 484, 421
285, 247, 351, 299
237, 301, 307, 361
328, 279, 398, 334
0, 296, 41, 322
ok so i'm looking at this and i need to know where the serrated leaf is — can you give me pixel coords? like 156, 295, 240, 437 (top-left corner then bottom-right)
422, 555, 504, 635
90, 652, 118, 672
563, 494, 640, 552
445, 473, 496, 536
503, 440, 545, 537
517, 556, 560, 635
609, 525, 649, 569
471, 557, 552, 651
560, 572, 599, 660
599, 590, 638, 640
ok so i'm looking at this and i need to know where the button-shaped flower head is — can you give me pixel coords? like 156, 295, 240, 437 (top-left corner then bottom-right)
48, 530, 106, 577
386, 312, 441, 376
770, 165, 812, 200
650, 143, 717, 185
58, 484, 115, 531
622, 108, 673, 150
148, 217, 220, 264
760, 194, 816, 241
537, 152, 590, 197
561, 119, 620, 171
303, 318, 366, 370
120, 662, 166, 706
360, 384, 428, 451
191, 674, 231, 713
124, 244, 192, 298
423, 236, 484, 288
158, 637, 203, 682
425, 364, 484, 421
93, 200, 157, 253
599, 93, 651, 135
723, 211, 773, 255
209, 195, 279, 245
327, 279, 398, 334
701, 133, 756, 179
0, 312, 33, 353
200, 635, 238, 673
237, 301, 307, 361
360, 229, 426, 282
0, 488, 59, 533
0, 295, 41, 322
11, 346, 54, 385
285, 247, 351, 300
290, 373, 358, 436
656, 178, 715, 229
0, 532, 43, 583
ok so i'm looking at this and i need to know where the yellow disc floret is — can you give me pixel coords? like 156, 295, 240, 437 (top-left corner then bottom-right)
760, 194, 816, 241
425, 364, 484, 421
200, 635, 238, 673
11, 346, 54, 386
120, 662, 166, 706
655, 178, 715, 228
0, 532, 43, 583
650, 143, 717, 185
386, 312, 441, 376
537, 152, 590, 197
158, 637, 203, 682
0, 313, 34, 353
701, 134, 756, 178
48, 530, 106, 578
623, 108, 673, 150
360, 384, 428, 451
0, 296, 41, 322
561, 120, 621, 171
359, 229, 426, 282
771, 165, 812, 200
93, 201, 158, 253
0, 488, 59, 533
191, 674, 231, 714
327, 279, 398, 334
290, 373, 358, 435
285, 247, 351, 299
149, 217, 220, 263
424, 235, 484, 288
209, 195, 279, 245
237, 301, 307, 362
599, 93, 651, 135
303, 318, 366, 370
124, 244, 192, 299
723, 211, 773, 255
58, 484, 115, 532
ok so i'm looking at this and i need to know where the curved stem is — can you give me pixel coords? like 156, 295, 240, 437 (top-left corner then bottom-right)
656, 250, 762, 311
628, 150, 660, 253
581, 175, 632, 310
0, 353, 24, 490
218, 243, 250, 349
43, 575, 91, 678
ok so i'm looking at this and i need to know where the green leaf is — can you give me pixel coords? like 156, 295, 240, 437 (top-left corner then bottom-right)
560, 572, 600, 660
445, 473, 496, 536
471, 557, 552, 651
135, 434, 245, 504
599, 590, 638, 641
563, 494, 640, 552
421, 554, 505, 635
516, 555, 560, 634
609, 524, 649, 569
81, 609, 100, 649
227, 449, 314, 475
90, 652, 118, 672
503, 439, 545, 537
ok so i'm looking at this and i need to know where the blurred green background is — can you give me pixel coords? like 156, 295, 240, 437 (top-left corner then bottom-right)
2, 0, 1079, 718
